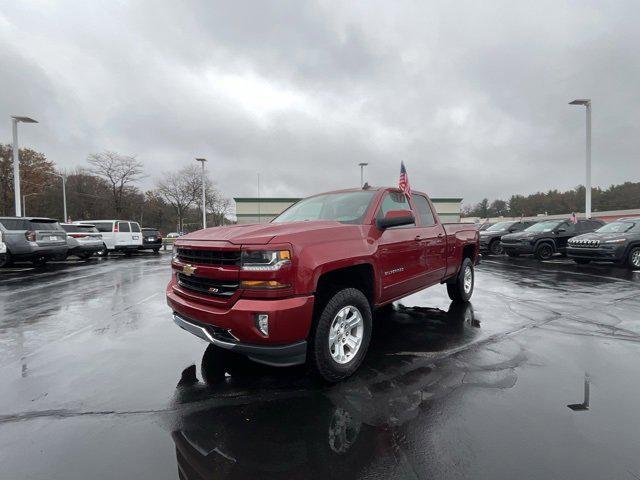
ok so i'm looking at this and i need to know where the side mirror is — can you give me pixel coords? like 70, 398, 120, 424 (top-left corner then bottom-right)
508, 227, 516, 232
377, 210, 414, 229
556, 228, 566, 233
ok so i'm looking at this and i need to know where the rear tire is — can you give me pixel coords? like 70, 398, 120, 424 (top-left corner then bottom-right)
534, 242, 554, 260
309, 288, 372, 382
124, 250, 133, 257
31, 256, 48, 267
628, 247, 640, 270
0, 251, 12, 268
153, 248, 160, 254
574, 258, 591, 265
447, 258, 474, 303
489, 240, 504, 255
96, 245, 108, 257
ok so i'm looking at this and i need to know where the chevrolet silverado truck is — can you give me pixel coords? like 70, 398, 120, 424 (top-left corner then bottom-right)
167, 187, 479, 381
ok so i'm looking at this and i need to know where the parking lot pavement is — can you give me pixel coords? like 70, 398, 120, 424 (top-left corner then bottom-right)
1, 254, 639, 479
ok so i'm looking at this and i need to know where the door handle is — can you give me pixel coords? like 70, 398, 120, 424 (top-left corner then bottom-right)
414, 235, 422, 241
437, 233, 444, 238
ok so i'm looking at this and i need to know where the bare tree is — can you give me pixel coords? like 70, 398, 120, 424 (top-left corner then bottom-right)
204, 183, 231, 226
156, 165, 202, 232
87, 151, 145, 215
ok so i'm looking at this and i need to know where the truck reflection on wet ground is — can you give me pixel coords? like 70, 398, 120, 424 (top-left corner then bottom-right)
167, 301, 524, 479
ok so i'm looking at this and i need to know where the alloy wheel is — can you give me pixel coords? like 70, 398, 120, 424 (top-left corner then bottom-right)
328, 306, 363, 365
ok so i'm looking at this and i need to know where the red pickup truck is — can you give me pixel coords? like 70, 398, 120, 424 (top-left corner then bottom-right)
167, 187, 479, 381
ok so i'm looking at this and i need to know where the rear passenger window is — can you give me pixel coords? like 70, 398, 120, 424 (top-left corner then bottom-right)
413, 195, 436, 226
131, 223, 141, 233
93, 222, 113, 232
0, 219, 29, 230
118, 222, 131, 232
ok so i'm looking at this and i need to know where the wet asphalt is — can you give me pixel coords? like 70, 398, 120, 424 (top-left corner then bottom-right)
1, 252, 639, 479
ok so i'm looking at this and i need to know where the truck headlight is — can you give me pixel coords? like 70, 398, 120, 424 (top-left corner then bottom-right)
241, 250, 291, 271
604, 238, 626, 244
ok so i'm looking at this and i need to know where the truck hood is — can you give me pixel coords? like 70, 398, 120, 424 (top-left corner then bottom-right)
180, 221, 349, 245
570, 232, 628, 242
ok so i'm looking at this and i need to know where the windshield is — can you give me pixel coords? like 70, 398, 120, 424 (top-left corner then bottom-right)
525, 220, 563, 232
485, 221, 515, 232
273, 191, 377, 224
596, 222, 634, 233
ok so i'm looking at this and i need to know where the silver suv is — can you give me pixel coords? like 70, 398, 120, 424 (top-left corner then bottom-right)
0, 217, 68, 267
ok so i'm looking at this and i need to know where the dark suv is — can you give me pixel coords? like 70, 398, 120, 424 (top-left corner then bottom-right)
479, 220, 537, 255
567, 218, 640, 269
140, 227, 162, 253
500, 218, 605, 260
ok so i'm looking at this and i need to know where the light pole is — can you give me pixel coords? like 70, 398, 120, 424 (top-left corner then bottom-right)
46, 172, 68, 221
22, 192, 40, 217
195, 158, 207, 229
358, 162, 368, 187
11, 116, 38, 217
569, 99, 592, 218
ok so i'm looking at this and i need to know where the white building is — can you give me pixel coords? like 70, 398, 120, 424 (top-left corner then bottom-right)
234, 196, 463, 224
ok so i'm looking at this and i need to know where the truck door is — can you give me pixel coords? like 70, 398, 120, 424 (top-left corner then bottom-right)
412, 195, 447, 285
376, 191, 426, 302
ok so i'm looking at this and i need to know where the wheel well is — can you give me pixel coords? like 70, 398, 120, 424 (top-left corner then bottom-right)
535, 239, 556, 251
462, 244, 476, 261
315, 264, 374, 306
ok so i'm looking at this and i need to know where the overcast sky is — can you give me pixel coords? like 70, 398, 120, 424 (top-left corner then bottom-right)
1, 0, 639, 207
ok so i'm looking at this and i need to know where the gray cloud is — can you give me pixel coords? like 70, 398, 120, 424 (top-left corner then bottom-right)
1, 0, 639, 209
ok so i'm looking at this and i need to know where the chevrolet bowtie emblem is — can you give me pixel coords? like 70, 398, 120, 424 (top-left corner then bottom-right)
182, 264, 197, 276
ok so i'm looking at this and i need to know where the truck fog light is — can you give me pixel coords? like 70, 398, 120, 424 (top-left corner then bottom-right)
256, 314, 269, 336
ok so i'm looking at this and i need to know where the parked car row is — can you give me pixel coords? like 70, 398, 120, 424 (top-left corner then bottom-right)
478, 217, 640, 269
0, 216, 166, 268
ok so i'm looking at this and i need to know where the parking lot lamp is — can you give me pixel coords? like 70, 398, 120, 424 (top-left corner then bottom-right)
358, 162, 368, 188
11, 116, 38, 217
569, 99, 592, 218
50, 172, 67, 221
22, 192, 40, 217
196, 158, 207, 229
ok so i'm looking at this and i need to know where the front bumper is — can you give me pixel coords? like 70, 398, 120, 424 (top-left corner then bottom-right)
166, 280, 314, 366
566, 245, 626, 262
173, 313, 307, 366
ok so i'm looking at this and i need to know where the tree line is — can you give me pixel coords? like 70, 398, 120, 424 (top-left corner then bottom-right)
0, 145, 231, 233
463, 182, 640, 218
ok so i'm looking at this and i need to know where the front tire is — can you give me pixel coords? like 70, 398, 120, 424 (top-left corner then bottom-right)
447, 257, 474, 303
489, 240, 504, 255
628, 247, 640, 270
534, 242, 554, 260
309, 288, 372, 382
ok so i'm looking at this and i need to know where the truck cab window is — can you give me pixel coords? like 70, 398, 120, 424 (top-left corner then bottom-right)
413, 195, 436, 226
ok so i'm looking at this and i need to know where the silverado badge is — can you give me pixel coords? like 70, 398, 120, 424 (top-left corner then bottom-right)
182, 264, 197, 276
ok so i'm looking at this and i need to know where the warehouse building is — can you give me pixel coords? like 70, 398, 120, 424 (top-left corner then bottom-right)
234, 196, 463, 224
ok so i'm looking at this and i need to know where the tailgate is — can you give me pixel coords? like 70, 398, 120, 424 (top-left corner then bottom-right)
36, 230, 67, 245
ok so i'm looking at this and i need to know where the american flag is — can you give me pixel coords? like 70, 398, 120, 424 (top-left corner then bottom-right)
399, 161, 411, 198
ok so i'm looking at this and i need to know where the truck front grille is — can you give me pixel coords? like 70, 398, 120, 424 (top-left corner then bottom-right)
177, 273, 239, 298
177, 248, 241, 266
569, 239, 601, 248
